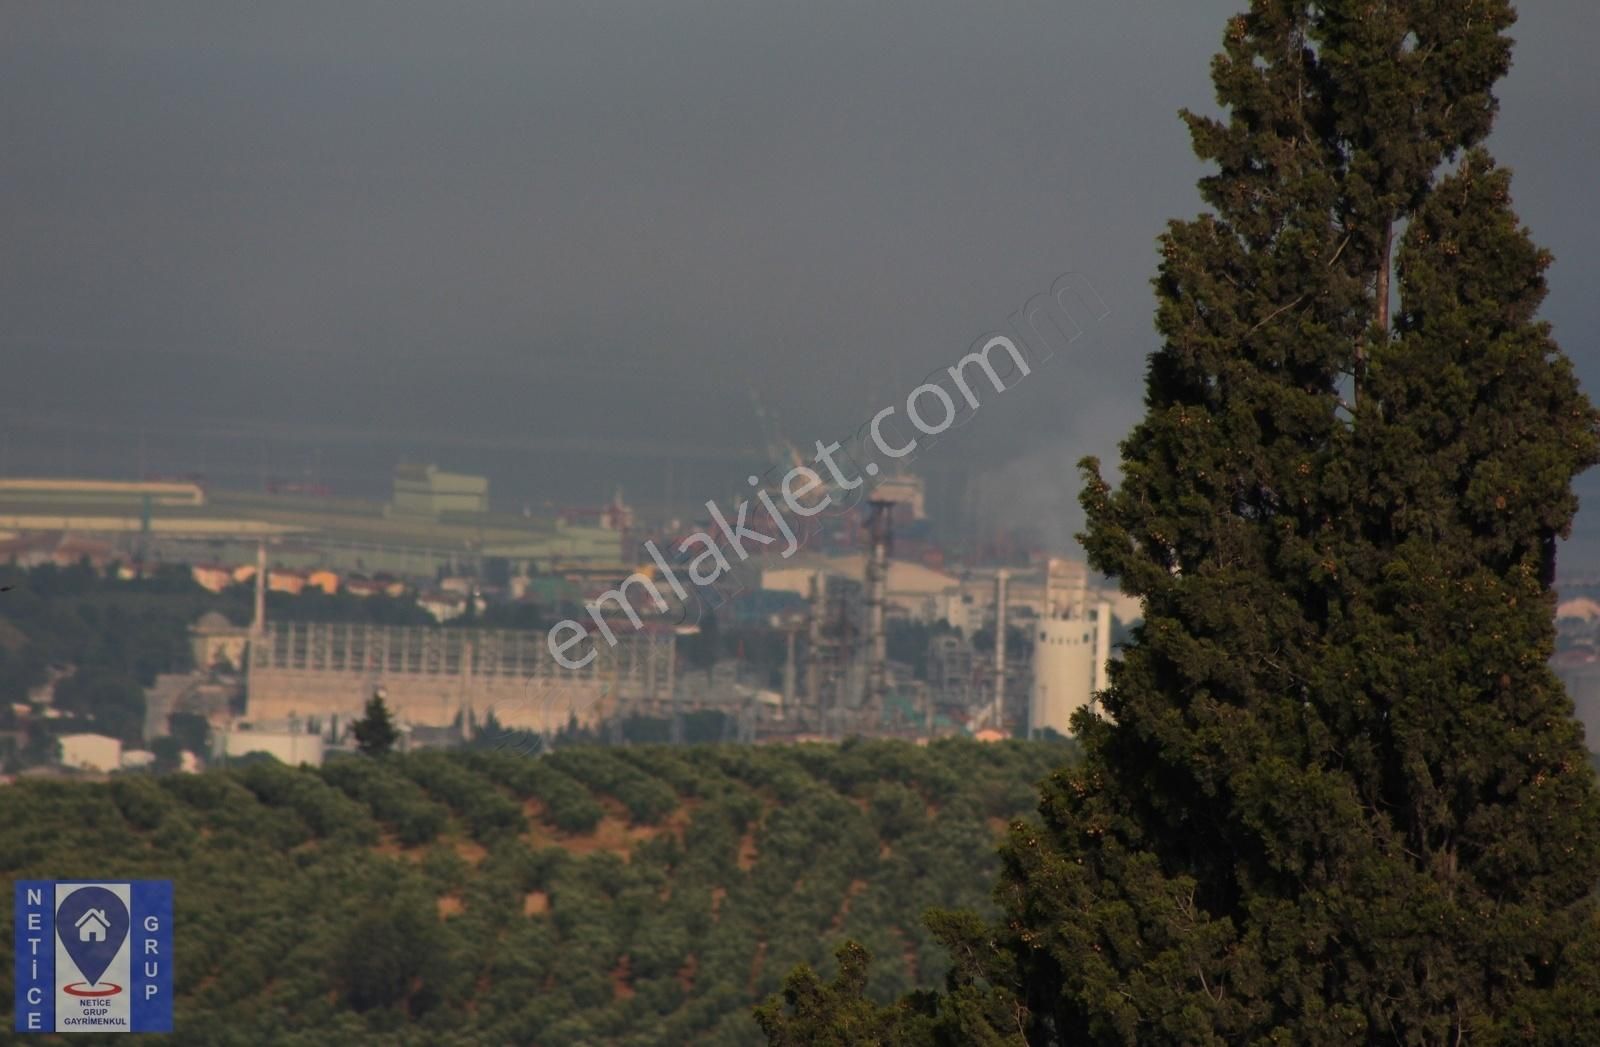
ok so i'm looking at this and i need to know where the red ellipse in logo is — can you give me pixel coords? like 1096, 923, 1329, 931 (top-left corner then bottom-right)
63, 982, 122, 997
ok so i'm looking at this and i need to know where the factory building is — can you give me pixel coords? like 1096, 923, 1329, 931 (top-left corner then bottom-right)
388, 463, 490, 518
1029, 559, 1113, 737
245, 621, 678, 733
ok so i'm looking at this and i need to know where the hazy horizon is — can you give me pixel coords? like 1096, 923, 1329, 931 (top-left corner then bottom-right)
5, 1, 1598, 564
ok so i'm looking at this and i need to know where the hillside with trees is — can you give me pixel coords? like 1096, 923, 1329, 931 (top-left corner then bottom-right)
0, 739, 1071, 1045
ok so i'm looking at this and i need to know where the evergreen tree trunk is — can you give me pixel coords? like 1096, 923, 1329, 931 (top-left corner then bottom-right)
989, 2, 1600, 1043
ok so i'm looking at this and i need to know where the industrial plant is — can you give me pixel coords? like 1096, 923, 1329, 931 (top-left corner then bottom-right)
0, 461, 1132, 772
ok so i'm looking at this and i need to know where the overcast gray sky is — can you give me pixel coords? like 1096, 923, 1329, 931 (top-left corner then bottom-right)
3, 1, 1597, 560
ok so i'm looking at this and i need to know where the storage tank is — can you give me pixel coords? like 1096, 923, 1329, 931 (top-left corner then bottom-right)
1028, 558, 1112, 736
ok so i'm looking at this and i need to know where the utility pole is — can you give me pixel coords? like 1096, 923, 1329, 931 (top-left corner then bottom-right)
993, 568, 1009, 732
782, 619, 798, 715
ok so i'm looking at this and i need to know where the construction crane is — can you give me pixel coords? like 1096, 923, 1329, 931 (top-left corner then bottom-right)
748, 387, 808, 474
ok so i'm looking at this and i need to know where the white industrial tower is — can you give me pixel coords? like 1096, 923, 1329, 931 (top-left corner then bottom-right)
1029, 558, 1112, 737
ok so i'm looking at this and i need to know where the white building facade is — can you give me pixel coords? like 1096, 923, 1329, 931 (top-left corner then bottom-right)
57, 733, 123, 773
217, 727, 326, 767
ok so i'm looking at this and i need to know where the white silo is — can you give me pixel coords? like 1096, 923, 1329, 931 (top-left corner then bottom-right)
1029, 558, 1113, 736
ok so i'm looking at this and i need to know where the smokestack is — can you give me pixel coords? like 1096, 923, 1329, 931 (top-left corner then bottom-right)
866, 500, 893, 722
993, 568, 1009, 731
783, 622, 797, 712
807, 569, 825, 728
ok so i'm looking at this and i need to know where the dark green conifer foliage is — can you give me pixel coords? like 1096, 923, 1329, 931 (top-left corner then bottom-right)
754, 943, 933, 1046
353, 691, 400, 757
991, 2, 1600, 1043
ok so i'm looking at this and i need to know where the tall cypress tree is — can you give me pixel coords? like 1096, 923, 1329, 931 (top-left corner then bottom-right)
991, 1, 1600, 1042
353, 690, 400, 756
755, 3, 1600, 1042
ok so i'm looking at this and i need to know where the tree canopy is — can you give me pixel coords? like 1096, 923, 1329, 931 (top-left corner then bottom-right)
0, 739, 1070, 1045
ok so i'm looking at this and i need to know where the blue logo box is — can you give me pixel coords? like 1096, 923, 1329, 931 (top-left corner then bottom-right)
13, 880, 173, 1034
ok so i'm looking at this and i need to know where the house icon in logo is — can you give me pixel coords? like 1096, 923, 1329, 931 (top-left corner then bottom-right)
75, 908, 111, 943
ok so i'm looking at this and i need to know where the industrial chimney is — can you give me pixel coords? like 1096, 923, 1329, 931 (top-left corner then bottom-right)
807, 569, 825, 729
865, 499, 894, 723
